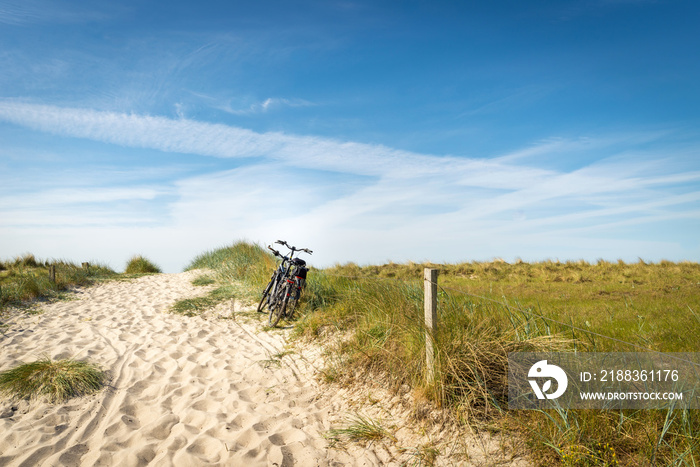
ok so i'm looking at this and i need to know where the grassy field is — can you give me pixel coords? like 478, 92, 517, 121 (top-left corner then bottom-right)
324, 259, 700, 352
310, 259, 700, 465
182, 242, 699, 466
0, 254, 117, 315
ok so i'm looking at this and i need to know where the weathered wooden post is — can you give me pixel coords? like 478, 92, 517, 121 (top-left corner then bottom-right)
49, 265, 56, 283
82, 262, 90, 271
424, 268, 438, 384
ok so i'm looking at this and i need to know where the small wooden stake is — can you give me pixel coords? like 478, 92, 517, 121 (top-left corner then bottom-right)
424, 268, 438, 384
49, 265, 56, 283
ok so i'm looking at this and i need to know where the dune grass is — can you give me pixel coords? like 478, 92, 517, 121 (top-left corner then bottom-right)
124, 255, 162, 274
295, 273, 564, 415
170, 242, 274, 316
0, 357, 106, 403
184, 241, 273, 290
297, 260, 700, 465
326, 413, 396, 446
179, 243, 700, 465
323, 259, 700, 352
0, 254, 116, 314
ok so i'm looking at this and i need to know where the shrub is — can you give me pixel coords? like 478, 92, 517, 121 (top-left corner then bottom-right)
125, 255, 162, 274
0, 358, 105, 402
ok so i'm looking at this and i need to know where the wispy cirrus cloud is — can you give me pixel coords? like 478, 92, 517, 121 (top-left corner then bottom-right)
220, 97, 316, 115
0, 1, 41, 25
0, 0, 114, 25
0, 100, 542, 181
1, 100, 697, 269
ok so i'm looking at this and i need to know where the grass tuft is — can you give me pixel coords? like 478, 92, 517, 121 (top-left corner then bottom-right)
327, 413, 395, 446
0, 357, 106, 403
14, 253, 40, 268
170, 296, 217, 316
401, 443, 440, 467
192, 275, 215, 286
124, 255, 162, 274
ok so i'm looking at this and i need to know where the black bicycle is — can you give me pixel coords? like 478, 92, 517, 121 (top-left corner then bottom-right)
257, 240, 312, 327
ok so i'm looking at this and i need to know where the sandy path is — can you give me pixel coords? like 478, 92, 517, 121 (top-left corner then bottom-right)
0, 271, 362, 466
0, 272, 530, 466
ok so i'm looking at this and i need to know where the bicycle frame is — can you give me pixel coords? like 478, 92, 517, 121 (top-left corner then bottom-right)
262, 240, 312, 326
267, 250, 296, 308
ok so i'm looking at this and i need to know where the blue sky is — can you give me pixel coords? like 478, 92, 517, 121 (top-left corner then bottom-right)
1, 0, 699, 272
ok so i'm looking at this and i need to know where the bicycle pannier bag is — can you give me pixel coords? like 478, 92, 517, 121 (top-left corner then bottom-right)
295, 266, 308, 280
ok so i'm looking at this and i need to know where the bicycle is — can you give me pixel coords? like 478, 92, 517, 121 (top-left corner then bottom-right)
256, 240, 312, 327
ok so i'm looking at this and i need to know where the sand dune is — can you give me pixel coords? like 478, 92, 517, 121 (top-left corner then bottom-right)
0, 271, 527, 466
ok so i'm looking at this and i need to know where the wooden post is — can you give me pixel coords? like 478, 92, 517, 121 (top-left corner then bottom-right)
49, 265, 56, 283
424, 268, 438, 384
82, 262, 90, 271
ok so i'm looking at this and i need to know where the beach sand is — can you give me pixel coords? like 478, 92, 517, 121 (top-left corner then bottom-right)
0, 271, 527, 466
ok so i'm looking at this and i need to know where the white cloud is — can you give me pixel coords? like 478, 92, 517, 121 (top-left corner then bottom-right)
0, 100, 549, 181
0, 186, 164, 209
1, 101, 698, 270
218, 97, 315, 115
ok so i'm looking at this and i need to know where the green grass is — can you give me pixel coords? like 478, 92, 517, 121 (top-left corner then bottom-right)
400, 442, 440, 467
170, 241, 274, 316
296, 260, 700, 466
192, 275, 216, 286
0, 357, 106, 403
169, 285, 241, 316
176, 245, 700, 465
124, 255, 162, 274
326, 413, 396, 446
0, 254, 117, 314
293, 271, 566, 413
185, 241, 273, 290
320, 259, 700, 352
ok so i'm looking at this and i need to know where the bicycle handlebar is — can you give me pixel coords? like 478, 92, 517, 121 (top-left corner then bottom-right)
270, 240, 312, 255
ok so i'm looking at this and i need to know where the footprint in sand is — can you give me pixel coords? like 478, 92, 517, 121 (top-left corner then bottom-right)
0, 271, 457, 467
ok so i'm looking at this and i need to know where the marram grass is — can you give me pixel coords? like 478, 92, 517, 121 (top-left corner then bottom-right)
293, 260, 700, 465
124, 255, 162, 274
0, 357, 106, 403
0, 255, 116, 312
326, 413, 396, 446
170, 241, 274, 316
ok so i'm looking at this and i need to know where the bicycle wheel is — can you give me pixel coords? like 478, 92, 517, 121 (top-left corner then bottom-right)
268, 282, 288, 327
256, 275, 276, 313
285, 283, 301, 321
